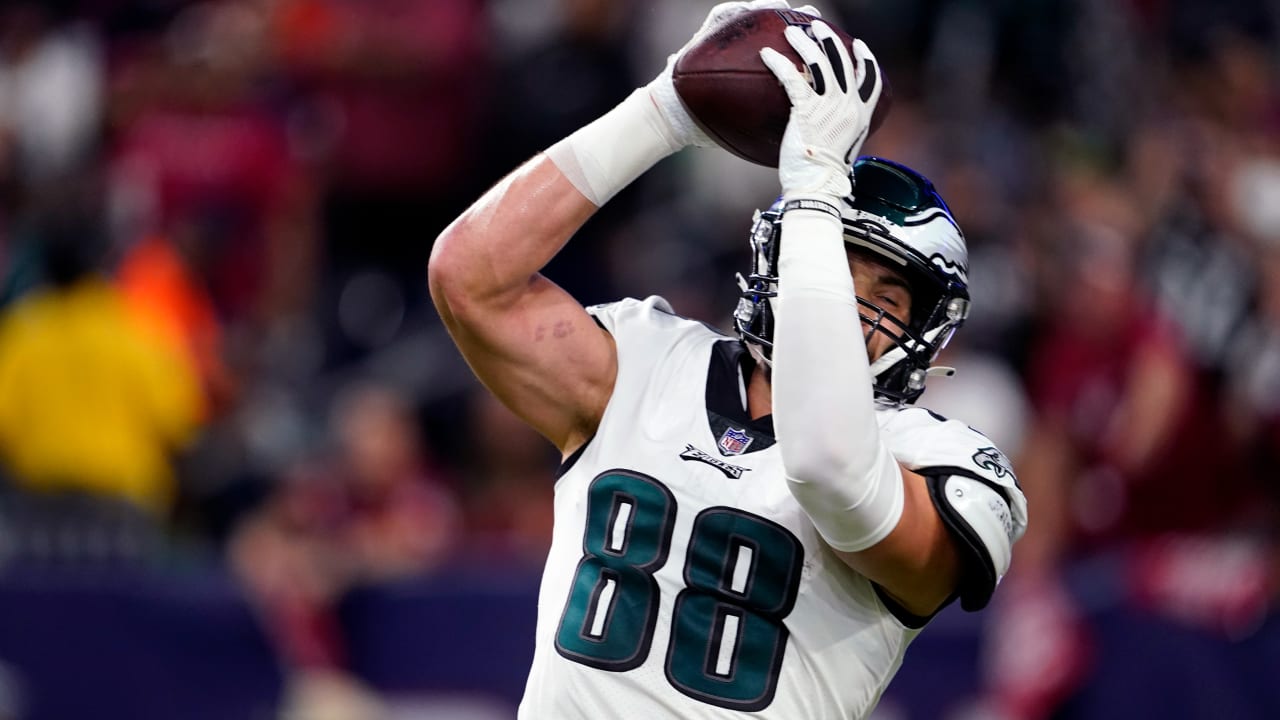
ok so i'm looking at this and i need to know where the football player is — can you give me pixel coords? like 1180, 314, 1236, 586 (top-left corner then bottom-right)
428, 1, 1028, 718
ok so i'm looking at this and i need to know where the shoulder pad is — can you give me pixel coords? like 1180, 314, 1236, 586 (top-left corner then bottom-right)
880, 406, 1028, 549
928, 474, 1015, 611
880, 407, 1020, 489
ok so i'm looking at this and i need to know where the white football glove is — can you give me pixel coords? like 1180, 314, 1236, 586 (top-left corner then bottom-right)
761, 22, 883, 202
647, 1, 823, 150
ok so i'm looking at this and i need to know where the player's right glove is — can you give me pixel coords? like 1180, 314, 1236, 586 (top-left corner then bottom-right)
548, 0, 823, 207
647, 0, 823, 150
761, 22, 883, 203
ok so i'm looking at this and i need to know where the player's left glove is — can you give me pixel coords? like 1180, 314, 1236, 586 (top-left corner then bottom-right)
761, 23, 882, 203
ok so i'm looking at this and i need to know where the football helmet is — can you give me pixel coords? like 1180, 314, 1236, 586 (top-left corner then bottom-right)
734, 156, 971, 405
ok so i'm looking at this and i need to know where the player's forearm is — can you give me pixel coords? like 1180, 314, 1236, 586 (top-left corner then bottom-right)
772, 208, 904, 552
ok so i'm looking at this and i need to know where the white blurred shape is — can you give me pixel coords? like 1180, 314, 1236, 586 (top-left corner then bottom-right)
920, 351, 1030, 459
1231, 157, 1280, 247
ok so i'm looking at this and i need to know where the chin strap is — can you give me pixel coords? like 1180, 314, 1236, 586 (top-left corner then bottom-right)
866, 324, 956, 395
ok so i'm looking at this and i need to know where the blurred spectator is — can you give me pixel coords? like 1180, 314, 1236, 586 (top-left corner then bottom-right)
115, 233, 233, 420
983, 184, 1175, 718
328, 381, 461, 579
268, 0, 488, 365
0, 1, 103, 193
984, 109, 1280, 720
229, 380, 460, 713
1224, 144, 1280, 633
0, 202, 201, 562
483, 0, 644, 307
93, 1, 325, 551
106, 0, 315, 342
1229, 165, 1280, 487
457, 391, 556, 561
0, 0, 105, 306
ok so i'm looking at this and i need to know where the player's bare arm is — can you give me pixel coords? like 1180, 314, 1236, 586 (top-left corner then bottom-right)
429, 159, 615, 456
430, 2, 788, 457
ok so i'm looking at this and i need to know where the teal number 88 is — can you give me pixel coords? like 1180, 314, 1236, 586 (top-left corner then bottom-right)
555, 470, 803, 710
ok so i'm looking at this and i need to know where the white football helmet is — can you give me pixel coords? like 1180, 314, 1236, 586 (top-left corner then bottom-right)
734, 156, 971, 405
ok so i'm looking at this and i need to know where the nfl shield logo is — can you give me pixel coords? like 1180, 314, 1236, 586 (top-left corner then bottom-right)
718, 427, 754, 456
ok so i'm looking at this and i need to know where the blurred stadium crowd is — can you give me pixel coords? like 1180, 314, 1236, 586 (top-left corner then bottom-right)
0, 0, 1278, 718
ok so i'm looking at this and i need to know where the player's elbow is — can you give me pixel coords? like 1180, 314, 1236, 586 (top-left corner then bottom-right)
428, 220, 490, 323
427, 229, 461, 319
429, 216, 532, 322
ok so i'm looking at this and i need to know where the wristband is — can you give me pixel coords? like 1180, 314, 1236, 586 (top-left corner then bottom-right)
782, 198, 841, 219
545, 88, 681, 207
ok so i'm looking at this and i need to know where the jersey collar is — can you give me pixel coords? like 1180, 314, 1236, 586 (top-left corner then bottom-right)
705, 340, 776, 455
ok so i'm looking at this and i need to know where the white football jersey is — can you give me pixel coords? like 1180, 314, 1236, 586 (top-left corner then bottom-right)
518, 296, 1023, 720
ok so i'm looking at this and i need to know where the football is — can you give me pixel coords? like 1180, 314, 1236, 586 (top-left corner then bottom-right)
673, 8, 891, 168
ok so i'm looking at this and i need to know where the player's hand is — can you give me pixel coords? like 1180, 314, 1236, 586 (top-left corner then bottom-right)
761, 23, 882, 201
648, 1, 818, 150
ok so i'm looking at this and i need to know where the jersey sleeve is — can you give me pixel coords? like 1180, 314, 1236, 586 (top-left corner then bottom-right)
585, 295, 720, 367
586, 295, 677, 337
882, 408, 1029, 611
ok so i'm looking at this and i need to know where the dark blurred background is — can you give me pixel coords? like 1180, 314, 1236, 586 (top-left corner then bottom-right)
0, 0, 1277, 718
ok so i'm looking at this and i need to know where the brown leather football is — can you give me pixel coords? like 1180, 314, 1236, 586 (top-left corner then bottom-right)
673, 8, 891, 168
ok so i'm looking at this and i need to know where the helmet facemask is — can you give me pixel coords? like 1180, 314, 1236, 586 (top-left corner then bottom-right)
733, 157, 971, 406
733, 204, 784, 368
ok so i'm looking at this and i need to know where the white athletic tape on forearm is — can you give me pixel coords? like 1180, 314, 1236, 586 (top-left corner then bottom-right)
772, 207, 904, 552
545, 88, 681, 207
